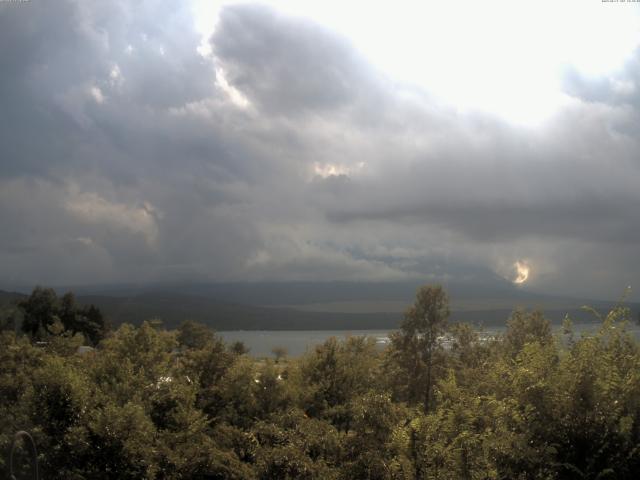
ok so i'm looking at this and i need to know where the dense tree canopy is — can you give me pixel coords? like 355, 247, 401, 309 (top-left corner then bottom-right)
2, 284, 640, 479
18, 287, 109, 345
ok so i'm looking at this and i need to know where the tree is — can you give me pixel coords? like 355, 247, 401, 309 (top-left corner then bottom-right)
271, 346, 288, 364
299, 336, 381, 431
0, 300, 20, 333
387, 285, 450, 412
177, 320, 214, 350
19, 288, 108, 345
230, 340, 250, 356
19, 287, 59, 339
342, 391, 406, 479
502, 309, 552, 358
60, 292, 109, 346
77, 303, 109, 346
254, 361, 293, 419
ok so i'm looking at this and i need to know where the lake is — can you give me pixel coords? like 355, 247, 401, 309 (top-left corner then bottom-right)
218, 322, 640, 357
218, 329, 393, 357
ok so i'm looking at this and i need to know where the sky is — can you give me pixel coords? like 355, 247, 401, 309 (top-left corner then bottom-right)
1, 0, 640, 300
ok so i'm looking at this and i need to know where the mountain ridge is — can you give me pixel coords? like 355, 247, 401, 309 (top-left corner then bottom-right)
2, 282, 638, 330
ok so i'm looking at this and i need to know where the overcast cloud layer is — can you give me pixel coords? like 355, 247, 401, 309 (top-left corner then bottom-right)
1, 1, 640, 300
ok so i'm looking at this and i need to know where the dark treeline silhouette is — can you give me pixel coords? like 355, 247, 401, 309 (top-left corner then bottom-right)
1, 285, 639, 479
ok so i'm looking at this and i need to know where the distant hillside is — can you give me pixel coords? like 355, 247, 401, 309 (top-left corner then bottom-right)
62, 278, 637, 308
74, 289, 640, 331
2, 283, 638, 331
76, 292, 399, 330
0, 290, 25, 305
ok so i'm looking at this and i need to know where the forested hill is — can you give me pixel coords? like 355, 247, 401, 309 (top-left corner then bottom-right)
2, 286, 639, 330
0, 289, 24, 304
75, 292, 399, 330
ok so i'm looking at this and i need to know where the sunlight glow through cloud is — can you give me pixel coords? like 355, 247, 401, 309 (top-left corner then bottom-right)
513, 260, 530, 285
313, 162, 365, 179
215, 67, 251, 108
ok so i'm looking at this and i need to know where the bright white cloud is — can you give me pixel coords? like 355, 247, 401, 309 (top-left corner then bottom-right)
109, 65, 123, 88
312, 161, 364, 179
90, 86, 105, 104
194, 0, 640, 125
216, 67, 251, 108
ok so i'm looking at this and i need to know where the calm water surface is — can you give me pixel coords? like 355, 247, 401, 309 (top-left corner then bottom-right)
218, 322, 640, 358
218, 330, 392, 357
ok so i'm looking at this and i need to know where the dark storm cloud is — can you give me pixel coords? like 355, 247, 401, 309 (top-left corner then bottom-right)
1, 1, 640, 299
327, 194, 640, 244
0, 0, 217, 179
318, 103, 640, 245
212, 4, 382, 115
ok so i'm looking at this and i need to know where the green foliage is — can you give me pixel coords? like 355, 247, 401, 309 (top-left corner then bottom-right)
20, 286, 59, 339
19, 287, 109, 345
177, 319, 214, 350
299, 335, 381, 430
79, 401, 158, 479
342, 391, 407, 479
254, 361, 293, 419
386, 284, 450, 412
503, 309, 553, 357
0, 332, 45, 474
2, 286, 640, 479
271, 345, 288, 363
0, 301, 20, 332
229, 340, 250, 355
251, 409, 341, 479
